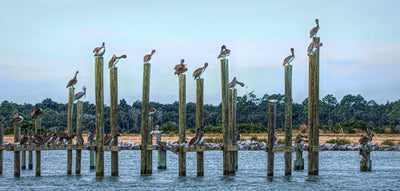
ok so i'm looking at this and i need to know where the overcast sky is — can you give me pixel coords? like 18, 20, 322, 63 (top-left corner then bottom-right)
1, 0, 399, 105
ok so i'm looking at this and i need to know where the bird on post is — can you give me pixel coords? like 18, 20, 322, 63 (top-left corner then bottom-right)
217, 45, 231, 59
74, 86, 87, 101
310, 19, 320, 38
174, 59, 188, 75
188, 128, 200, 147
228, 77, 245, 88
20, 129, 30, 145
88, 131, 96, 143
109, 54, 127, 68
192, 62, 208, 80
30, 104, 43, 119
66, 71, 79, 88
143, 49, 156, 63
93, 42, 105, 57
196, 126, 204, 146
283, 48, 295, 66
148, 107, 157, 115
294, 133, 308, 144
150, 125, 163, 142
75, 133, 84, 145
0, 115, 4, 123
307, 42, 323, 56
10, 113, 23, 123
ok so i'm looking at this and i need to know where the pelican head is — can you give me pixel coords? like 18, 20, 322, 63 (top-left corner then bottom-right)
155, 125, 159, 130
121, 55, 127, 59
180, 59, 185, 65
204, 62, 208, 68
102, 42, 105, 46
151, 49, 156, 55
290, 48, 294, 55
318, 43, 323, 47
75, 70, 79, 76
315, 19, 319, 26
221, 45, 226, 51
14, 113, 18, 117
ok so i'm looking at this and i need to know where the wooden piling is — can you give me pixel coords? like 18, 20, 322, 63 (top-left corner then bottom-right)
14, 123, 20, 177
0, 124, 3, 174
228, 89, 235, 175
95, 56, 105, 177
308, 37, 320, 176
232, 89, 238, 170
360, 144, 372, 171
294, 142, 304, 170
76, 101, 83, 175
22, 149, 26, 170
196, 78, 204, 176
110, 67, 119, 176
67, 87, 74, 175
35, 118, 41, 176
178, 74, 186, 176
267, 103, 275, 177
90, 140, 95, 170
220, 59, 230, 175
157, 146, 167, 169
140, 63, 152, 175
28, 150, 33, 170
284, 65, 293, 176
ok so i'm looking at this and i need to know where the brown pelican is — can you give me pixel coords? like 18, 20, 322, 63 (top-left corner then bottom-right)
10, 113, 23, 123
104, 133, 120, 146
0, 115, 4, 122
188, 128, 200, 146
143, 49, 156, 63
74, 86, 87, 101
88, 131, 96, 143
66, 71, 79, 88
93, 42, 105, 57
109, 54, 127, 68
148, 107, 156, 115
174, 59, 188, 75
197, 127, 204, 145
310, 19, 320, 38
30, 104, 43, 119
307, 42, 323, 56
75, 133, 84, 145
283, 48, 295, 65
20, 129, 30, 145
192, 62, 208, 80
34, 133, 44, 145
228, 77, 245, 88
217, 45, 231, 59
294, 133, 308, 144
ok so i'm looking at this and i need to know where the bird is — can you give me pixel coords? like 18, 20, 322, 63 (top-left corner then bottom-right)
148, 107, 156, 115
74, 86, 87, 101
104, 133, 120, 146
236, 130, 241, 145
88, 131, 96, 143
188, 128, 200, 146
228, 77, 245, 88
174, 59, 188, 75
75, 133, 84, 145
307, 42, 323, 56
310, 19, 320, 38
30, 104, 43, 119
192, 62, 208, 80
294, 133, 308, 144
283, 48, 295, 65
109, 54, 127, 68
143, 49, 156, 63
66, 71, 79, 88
245, 86, 254, 102
93, 42, 105, 57
20, 130, 30, 145
0, 115, 4, 123
150, 125, 163, 142
197, 127, 204, 146
10, 113, 23, 123
217, 45, 230, 59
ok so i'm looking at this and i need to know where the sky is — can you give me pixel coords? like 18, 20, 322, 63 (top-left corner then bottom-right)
0, 0, 399, 105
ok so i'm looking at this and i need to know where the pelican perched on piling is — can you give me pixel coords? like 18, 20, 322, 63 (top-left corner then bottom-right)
294, 133, 308, 144
283, 48, 295, 65
75, 133, 84, 145
310, 19, 320, 38
66, 71, 79, 88
30, 104, 43, 119
88, 131, 96, 143
74, 86, 86, 101
104, 133, 120, 146
144, 49, 156, 63
109, 54, 127, 68
197, 127, 204, 145
192, 62, 208, 80
217, 45, 230, 59
10, 113, 23, 123
188, 128, 200, 146
174, 59, 188, 75
307, 42, 323, 56
93, 42, 105, 57
148, 107, 157, 115
150, 125, 163, 142
228, 77, 245, 88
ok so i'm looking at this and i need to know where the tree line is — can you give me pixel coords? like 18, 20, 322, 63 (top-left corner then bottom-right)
1, 93, 400, 135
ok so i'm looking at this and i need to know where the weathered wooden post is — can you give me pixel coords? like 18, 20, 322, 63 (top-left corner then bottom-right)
90, 139, 95, 170
360, 144, 372, 171
95, 55, 105, 177
14, 123, 20, 177
308, 37, 320, 175
0, 123, 3, 174
294, 137, 305, 170
178, 74, 186, 176
267, 102, 276, 177
196, 78, 204, 176
110, 67, 119, 176
232, 89, 238, 170
67, 87, 74, 175
22, 142, 26, 170
76, 101, 83, 175
284, 64, 293, 176
140, 63, 152, 175
28, 148, 33, 170
35, 118, 41, 176
157, 144, 167, 169
220, 58, 231, 175
228, 88, 235, 175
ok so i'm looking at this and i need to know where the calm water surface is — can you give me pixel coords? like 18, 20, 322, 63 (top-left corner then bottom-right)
0, 150, 399, 190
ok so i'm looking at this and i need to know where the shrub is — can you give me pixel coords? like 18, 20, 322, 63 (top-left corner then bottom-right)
382, 140, 395, 146
204, 125, 222, 134
326, 138, 351, 145
204, 138, 222, 143
159, 122, 177, 134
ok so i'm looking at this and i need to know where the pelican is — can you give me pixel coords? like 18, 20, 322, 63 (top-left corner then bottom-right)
74, 86, 87, 101
88, 131, 96, 143
217, 45, 231, 59
307, 42, 323, 56
245, 86, 254, 102
66, 71, 79, 88
294, 133, 308, 144
30, 104, 43, 119
188, 128, 200, 146
109, 54, 127, 68
0, 115, 4, 122
283, 48, 295, 65
75, 133, 84, 145
143, 49, 156, 63
174, 59, 188, 75
192, 62, 208, 80
228, 77, 245, 88
310, 19, 320, 38
150, 125, 163, 142
20, 130, 29, 145
148, 107, 156, 115
10, 113, 23, 123
93, 42, 105, 57
197, 127, 204, 145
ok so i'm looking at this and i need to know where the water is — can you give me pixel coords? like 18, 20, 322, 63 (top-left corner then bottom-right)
0, 150, 399, 190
